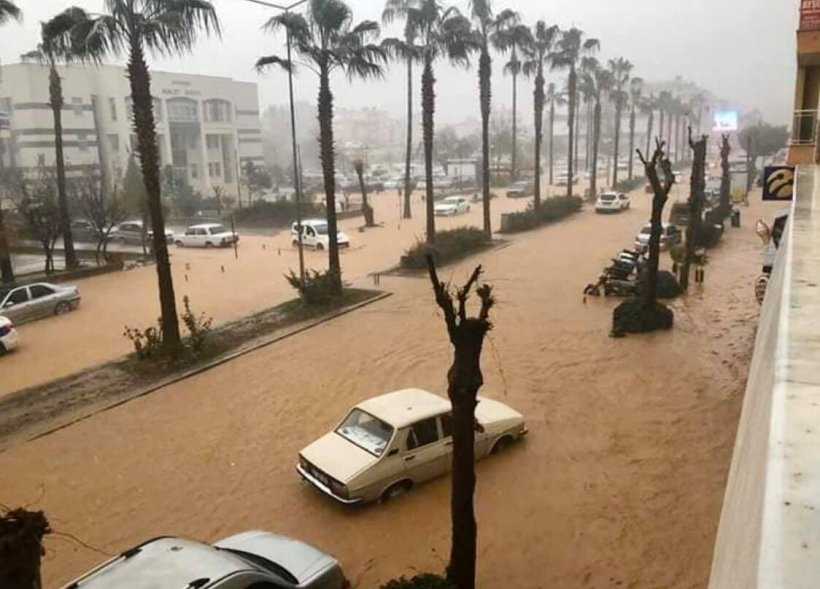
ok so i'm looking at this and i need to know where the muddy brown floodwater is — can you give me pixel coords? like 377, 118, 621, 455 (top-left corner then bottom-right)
0, 184, 779, 589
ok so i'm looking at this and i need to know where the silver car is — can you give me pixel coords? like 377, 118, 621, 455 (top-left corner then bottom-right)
60, 531, 348, 589
0, 282, 81, 324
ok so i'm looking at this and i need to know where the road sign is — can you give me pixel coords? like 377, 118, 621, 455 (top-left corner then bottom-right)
763, 166, 795, 201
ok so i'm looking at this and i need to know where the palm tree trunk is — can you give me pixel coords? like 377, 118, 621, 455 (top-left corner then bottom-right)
511, 69, 517, 182
49, 64, 78, 270
317, 64, 342, 291
533, 65, 544, 211
591, 100, 601, 199
612, 100, 622, 187
645, 110, 654, 157
719, 134, 731, 216
479, 48, 492, 238
126, 35, 181, 352
567, 67, 577, 199
585, 101, 592, 172
403, 58, 413, 220
548, 98, 555, 186
422, 58, 436, 245
658, 110, 665, 148
666, 111, 673, 159
628, 105, 636, 180
0, 206, 13, 284
574, 89, 581, 173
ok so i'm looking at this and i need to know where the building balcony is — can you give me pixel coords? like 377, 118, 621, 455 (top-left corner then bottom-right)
787, 110, 817, 165
798, 29, 820, 64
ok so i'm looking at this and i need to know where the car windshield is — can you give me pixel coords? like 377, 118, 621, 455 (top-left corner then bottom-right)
335, 408, 394, 456
443, 198, 460, 204
600, 194, 616, 201
220, 548, 298, 585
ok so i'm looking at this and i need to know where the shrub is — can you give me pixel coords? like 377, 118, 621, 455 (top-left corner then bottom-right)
401, 226, 489, 270
499, 195, 583, 234
656, 270, 683, 299
380, 574, 455, 589
123, 321, 163, 360
611, 299, 674, 336
124, 297, 213, 359
181, 295, 213, 353
285, 268, 342, 304
231, 199, 323, 228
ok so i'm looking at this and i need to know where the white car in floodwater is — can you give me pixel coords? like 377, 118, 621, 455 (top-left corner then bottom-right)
291, 219, 350, 250
434, 196, 471, 216
0, 316, 19, 356
175, 223, 239, 248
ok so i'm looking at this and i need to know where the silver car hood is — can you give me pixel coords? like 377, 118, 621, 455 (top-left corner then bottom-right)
215, 530, 337, 583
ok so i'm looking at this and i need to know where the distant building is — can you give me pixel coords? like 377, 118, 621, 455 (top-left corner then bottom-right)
447, 158, 478, 183
0, 63, 263, 199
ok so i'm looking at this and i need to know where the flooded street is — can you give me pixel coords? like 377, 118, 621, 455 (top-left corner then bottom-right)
0, 186, 779, 588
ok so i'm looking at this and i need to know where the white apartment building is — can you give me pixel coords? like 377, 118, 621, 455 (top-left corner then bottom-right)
0, 63, 264, 199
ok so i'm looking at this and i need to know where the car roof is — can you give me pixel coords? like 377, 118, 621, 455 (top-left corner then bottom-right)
188, 223, 225, 230
356, 389, 451, 428
63, 537, 251, 589
300, 218, 327, 225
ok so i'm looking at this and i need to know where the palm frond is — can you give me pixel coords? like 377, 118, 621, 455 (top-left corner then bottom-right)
0, 0, 21, 25
256, 54, 292, 74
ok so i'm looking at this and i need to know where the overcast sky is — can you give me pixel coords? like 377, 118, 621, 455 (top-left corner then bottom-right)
1, 0, 799, 126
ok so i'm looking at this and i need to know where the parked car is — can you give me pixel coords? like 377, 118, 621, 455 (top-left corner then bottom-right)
297, 388, 527, 504
669, 202, 691, 226
383, 178, 401, 190
555, 172, 578, 186
0, 282, 81, 324
506, 180, 534, 198
70, 219, 100, 243
58, 531, 347, 589
291, 219, 350, 250
0, 316, 19, 356
594, 191, 630, 213
111, 220, 174, 245
175, 223, 239, 248
634, 222, 682, 252
434, 196, 471, 216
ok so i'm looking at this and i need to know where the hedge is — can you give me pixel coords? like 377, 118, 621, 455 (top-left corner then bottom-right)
401, 226, 490, 270
498, 195, 583, 234
229, 200, 323, 228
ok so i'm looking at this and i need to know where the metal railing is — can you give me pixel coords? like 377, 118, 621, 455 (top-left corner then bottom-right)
791, 109, 818, 145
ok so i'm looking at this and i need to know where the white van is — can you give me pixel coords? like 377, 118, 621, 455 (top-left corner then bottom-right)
291, 219, 350, 250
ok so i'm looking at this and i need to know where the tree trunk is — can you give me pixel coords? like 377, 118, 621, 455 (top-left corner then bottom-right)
403, 58, 413, 220
317, 64, 342, 292
566, 67, 577, 199
585, 101, 592, 172
574, 89, 581, 173
49, 64, 78, 271
533, 65, 544, 211
511, 69, 517, 182
658, 111, 665, 149
356, 166, 374, 227
126, 35, 182, 353
422, 58, 436, 245
591, 100, 601, 199
719, 134, 732, 217
0, 508, 50, 589
548, 98, 555, 186
479, 48, 492, 238
666, 113, 673, 162
628, 105, 636, 180
0, 206, 14, 284
645, 110, 654, 158
681, 130, 707, 291
612, 98, 622, 187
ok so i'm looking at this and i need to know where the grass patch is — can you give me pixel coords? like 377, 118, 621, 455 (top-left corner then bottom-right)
498, 196, 583, 234
400, 226, 491, 270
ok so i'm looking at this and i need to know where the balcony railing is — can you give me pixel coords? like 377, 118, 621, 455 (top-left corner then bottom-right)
791, 110, 818, 145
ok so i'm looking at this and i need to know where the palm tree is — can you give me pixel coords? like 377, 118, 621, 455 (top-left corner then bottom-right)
657, 90, 672, 152
544, 82, 565, 186
0, 0, 21, 284
607, 57, 632, 187
642, 93, 657, 157
470, 0, 518, 239
72, 0, 220, 354
627, 76, 643, 180
257, 0, 385, 292
412, 0, 475, 244
551, 27, 599, 198
579, 57, 612, 200
21, 8, 97, 272
521, 20, 558, 211
382, 0, 421, 220
497, 23, 531, 183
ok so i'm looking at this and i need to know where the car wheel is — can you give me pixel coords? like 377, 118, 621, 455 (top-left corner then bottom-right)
491, 435, 514, 454
381, 480, 413, 503
175, 241, 183, 247
54, 301, 71, 315
205, 242, 213, 249
316, 243, 324, 251
0, 343, 6, 357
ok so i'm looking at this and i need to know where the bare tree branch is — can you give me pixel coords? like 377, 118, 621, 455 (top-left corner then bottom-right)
457, 265, 483, 322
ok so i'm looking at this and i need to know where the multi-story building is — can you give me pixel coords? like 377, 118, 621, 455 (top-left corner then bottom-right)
0, 63, 263, 199
787, 1, 820, 164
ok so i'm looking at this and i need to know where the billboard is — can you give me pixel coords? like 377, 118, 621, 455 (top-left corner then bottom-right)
713, 110, 739, 132
801, 0, 820, 30
763, 166, 795, 201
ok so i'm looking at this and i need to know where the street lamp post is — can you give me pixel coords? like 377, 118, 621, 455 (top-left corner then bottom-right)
242, 0, 308, 287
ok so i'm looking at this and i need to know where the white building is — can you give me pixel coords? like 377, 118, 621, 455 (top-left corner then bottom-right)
0, 63, 264, 199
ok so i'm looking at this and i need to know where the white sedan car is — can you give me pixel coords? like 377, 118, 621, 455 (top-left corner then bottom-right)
0, 316, 19, 355
434, 196, 471, 216
291, 219, 350, 250
175, 223, 239, 248
595, 191, 630, 213
297, 388, 527, 504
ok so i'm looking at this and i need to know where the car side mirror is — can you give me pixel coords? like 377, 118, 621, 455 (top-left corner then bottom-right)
4, 301, 14, 308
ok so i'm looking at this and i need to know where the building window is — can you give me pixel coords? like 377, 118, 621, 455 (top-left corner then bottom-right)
208, 162, 222, 178
167, 98, 199, 122
206, 135, 219, 150
0, 97, 12, 115
191, 163, 198, 179
203, 99, 232, 123
72, 97, 83, 116
109, 97, 117, 121
109, 134, 119, 152
214, 162, 221, 177
77, 133, 88, 151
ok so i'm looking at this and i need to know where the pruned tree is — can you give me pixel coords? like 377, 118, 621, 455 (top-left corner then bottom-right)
75, 177, 127, 264
353, 159, 375, 226
719, 134, 732, 217
426, 254, 494, 589
612, 140, 675, 336
680, 128, 707, 290
211, 184, 225, 216
0, 507, 51, 589
242, 159, 272, 206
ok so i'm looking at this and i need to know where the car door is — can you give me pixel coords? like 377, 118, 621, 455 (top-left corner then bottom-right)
402, 416, 449, 484
1, 287, 32, 323
619, 194, 629, 209
304, 226, 317, 248
28, 284, 58, 320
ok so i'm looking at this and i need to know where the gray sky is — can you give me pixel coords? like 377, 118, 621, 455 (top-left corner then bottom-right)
2, 0, 799, 125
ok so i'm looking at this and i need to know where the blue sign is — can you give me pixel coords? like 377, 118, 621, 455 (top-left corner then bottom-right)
763, 166, 795, 201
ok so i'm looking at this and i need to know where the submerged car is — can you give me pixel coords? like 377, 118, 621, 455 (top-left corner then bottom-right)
0, 282, 81, 324
0, 316, 19, 355
634, 222, 682, 252
434, 196, 471, 216
594, 191, 630, 213
175, 223, 239, 248
291, 219, 350, 250
59, 531, 347, 589
297, 388, 527, 505
506, 180, 534, 198
111, 220, 174, 245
